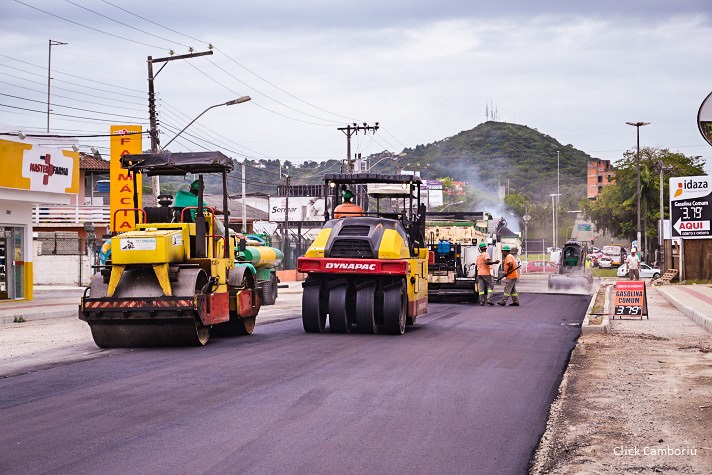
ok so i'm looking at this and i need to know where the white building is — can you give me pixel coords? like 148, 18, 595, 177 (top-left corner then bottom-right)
0, 135, 80, 300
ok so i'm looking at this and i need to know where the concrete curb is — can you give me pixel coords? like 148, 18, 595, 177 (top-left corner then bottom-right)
656, 286, 712, 333
1, 306, 77, 324
581, 283, 610, 334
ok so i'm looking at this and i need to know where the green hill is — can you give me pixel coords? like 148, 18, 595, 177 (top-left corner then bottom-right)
153, 121, 594, 213
391, 121, 592, 202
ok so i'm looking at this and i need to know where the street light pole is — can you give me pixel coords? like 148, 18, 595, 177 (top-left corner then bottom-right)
626, 121, 650, 255
162, 96, 251, 150
556, 150, 560, 248
549, 193, 560, 249
47, 39, 68, 133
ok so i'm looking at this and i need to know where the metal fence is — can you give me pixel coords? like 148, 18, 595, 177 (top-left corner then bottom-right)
271, 234, 314, 270
36, 233, 97, 256
34, 234, 99, 286
33, 228, 315, 285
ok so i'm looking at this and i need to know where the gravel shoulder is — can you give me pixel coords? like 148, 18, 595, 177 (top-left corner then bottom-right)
532, 285, 712, 474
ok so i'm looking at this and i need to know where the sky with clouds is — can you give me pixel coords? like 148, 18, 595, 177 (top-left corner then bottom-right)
1, 0, 711, 175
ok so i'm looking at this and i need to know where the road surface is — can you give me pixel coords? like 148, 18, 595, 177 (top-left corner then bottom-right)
0, 292, 589, 474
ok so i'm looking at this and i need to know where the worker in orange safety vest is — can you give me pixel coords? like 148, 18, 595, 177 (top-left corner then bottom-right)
334, 189, 364, 218
497, 245, 520, 306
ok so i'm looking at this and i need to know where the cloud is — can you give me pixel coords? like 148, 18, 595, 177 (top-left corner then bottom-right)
1, 0, 711, 176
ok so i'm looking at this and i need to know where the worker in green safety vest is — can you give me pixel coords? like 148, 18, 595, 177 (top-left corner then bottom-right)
173, 180, 226, 236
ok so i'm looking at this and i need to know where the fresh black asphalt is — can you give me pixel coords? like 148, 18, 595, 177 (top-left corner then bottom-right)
0, 293, 589, 474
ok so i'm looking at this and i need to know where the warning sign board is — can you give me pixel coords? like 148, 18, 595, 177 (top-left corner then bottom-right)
612, 281, 648, 319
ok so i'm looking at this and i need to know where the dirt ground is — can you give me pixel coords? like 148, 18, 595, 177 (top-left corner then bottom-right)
532, 285, 712, 474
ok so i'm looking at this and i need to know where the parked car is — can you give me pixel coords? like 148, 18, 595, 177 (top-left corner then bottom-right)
617, 263, 662, 279
523, 260, 559, 273
597, 256, 613, 268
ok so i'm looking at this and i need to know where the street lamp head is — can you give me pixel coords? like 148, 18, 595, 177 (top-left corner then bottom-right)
626, 121, 651, 127
226, 96, 251, 106
163, 97, 251, 150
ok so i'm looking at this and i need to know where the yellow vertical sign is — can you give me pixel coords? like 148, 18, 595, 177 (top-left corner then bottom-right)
110, 125, 143, 233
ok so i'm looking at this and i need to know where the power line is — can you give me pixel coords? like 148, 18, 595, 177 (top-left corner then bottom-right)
0, 79, 146, 113
64, 0, 191, 49
160, 121, 209, 152
158, 106, 254, 158
380, 126, 407, 150
0, 131, 144, 138
0, 103, 149, 124
0, 70, 147, 106
159, 99, 274, 160
0, 63, 146, 100
203, 56, 342, 126
0, 92, 147, 120
13, 0, 166, 50
183, 61, 336, 127
214, 47, 364, 124
0, 53, 145, 94
94, 0, 363, 124
99, 0, 209, 46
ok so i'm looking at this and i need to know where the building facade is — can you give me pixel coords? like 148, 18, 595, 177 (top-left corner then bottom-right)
0, 137, 80, 299
587, 158, 615, 199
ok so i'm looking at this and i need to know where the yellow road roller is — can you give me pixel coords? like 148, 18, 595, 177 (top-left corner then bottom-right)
297, 173, 429, 334
79, 151, 260, 347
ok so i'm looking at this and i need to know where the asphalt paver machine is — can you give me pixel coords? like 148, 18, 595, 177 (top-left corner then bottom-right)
426, 211, 487, 302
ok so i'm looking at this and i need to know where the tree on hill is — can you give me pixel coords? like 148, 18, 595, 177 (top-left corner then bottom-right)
150, 121, 594, 239
581, 147, 706, 246
399, 121, 593, 237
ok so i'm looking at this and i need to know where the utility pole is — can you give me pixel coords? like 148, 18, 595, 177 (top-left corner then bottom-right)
241, 160, 247, 233
523, 209, 531, 264
47, 39, 68, 133
556, 150, 560, 248
284, 173, 291, 265
626, 121, 650, 254
146, 49, 214, 199
338, 122, 379, 173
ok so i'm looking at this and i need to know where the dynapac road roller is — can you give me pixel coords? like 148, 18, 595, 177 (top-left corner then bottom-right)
297, 173, 429, 334
79, 151, 260, 347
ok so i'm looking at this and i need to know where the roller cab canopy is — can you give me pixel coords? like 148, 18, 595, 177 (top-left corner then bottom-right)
325, 173, 422, 199
324, 173, 421, 186
120, 151, 234, 176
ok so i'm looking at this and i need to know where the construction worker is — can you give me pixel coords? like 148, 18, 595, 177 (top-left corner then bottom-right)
476, 242, 499, 306
334, 189, 364, 218
497, 245, 520, 306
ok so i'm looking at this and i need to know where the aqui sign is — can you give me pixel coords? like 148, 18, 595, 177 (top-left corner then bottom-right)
669, 176, 711, 239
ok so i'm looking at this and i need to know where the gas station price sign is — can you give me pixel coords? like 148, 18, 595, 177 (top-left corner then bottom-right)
613, 281, 648, 319
669, 176, 711, 239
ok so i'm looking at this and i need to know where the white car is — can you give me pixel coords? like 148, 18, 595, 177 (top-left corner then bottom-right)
617, 263, 662, 279
597, 256, 612, 268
